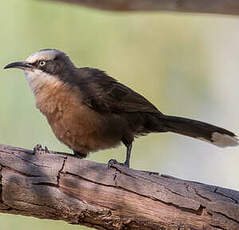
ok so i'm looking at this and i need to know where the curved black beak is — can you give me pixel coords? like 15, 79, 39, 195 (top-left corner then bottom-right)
4, 62, 32, 70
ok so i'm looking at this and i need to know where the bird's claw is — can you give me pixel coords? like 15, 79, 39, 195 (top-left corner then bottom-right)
107, 159, 129, 169
33, 144, 50, 154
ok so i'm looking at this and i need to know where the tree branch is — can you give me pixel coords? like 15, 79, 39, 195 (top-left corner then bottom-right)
0, 144, 239, 229
46, 0, 239, 15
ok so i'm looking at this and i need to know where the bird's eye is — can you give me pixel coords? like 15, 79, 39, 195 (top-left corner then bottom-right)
39, 61, 46, 67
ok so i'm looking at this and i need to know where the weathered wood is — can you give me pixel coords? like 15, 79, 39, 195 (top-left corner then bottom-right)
46, 0, 239, 15
0, 144, 239, 229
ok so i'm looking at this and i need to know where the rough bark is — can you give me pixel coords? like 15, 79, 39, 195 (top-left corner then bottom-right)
46, 0, 239, 15
0, 144, 239, 229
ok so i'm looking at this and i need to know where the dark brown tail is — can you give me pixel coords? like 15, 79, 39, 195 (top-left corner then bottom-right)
160, 115, 238, 147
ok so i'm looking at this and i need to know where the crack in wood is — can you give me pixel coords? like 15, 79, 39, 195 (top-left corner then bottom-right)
12, 153, 51, 168
2, 166, 41, 178
214, 211, 239, 225
214, 188, 239, 204
57, 157, 67, 185
32, 182, 59, 187
193, 187, 212, 202
65, 171, 205, 216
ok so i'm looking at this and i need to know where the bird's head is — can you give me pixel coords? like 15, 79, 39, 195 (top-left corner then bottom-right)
4, 49, 76, 93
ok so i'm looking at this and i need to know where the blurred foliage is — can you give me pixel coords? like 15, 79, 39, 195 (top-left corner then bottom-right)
0, 0, 239, 229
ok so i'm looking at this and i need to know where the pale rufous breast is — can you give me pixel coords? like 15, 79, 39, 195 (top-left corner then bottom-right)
25, 70, 122, 154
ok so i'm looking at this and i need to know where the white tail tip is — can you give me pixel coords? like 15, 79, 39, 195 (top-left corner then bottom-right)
211, 132, 239, 147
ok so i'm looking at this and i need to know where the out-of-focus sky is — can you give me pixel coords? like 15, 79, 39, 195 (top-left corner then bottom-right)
0, 1, 239, 229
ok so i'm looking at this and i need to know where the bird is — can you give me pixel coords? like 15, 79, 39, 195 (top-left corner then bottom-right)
4, 49, 238, 168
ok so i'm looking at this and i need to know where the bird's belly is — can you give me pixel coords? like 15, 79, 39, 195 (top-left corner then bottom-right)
47, 105, 122, 153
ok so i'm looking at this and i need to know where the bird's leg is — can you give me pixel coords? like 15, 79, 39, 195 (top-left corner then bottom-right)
107, 139, 132, 168
124, 144, 132, 168
73, 150, 87, 159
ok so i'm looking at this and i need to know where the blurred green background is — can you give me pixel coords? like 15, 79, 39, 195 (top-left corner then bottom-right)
1, 0, 239, 229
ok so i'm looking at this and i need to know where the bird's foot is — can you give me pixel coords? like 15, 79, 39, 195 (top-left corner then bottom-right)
33, 144, 50, 155
73, 151, 87, 159
107, 159, 129, 169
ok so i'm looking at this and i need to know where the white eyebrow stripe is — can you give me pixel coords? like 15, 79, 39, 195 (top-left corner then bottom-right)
26, 50, 59, 63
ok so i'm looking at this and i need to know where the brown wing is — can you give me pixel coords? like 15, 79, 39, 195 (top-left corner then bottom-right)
76, 67, 161, 114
